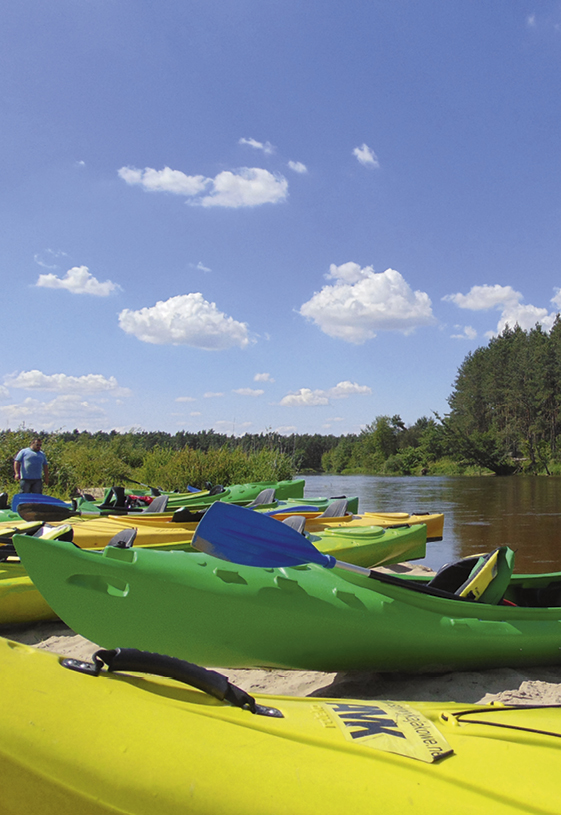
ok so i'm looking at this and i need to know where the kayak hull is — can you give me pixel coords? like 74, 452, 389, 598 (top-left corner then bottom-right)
0, 523, 424, 625
14, 534, 561, 672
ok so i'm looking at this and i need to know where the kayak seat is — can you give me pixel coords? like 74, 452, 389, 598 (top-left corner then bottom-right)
209, 485, 226, 496
106, 528, 138, 549
0, 492, 8, 510
318, 499, 349, 518
142, 495, 169, 513
248, 489, 276, 507
282, 516, 307, 535
171, 507, 207, 523
97, 486, 128, 510
427, 547, 515, 604
32, 524, 74, 543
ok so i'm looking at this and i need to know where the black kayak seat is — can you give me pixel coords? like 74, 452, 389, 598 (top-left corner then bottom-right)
318, 499, 348, 519
142, 495, 169, 513
0, 493, 8, 510
171, 507, 207, 523
97, 486, 128, 510
208, 485, 226, 496
282, 515, 307, 535
248, 489, 276, 507
427, 547, 515, 604
106, 528, 138, 549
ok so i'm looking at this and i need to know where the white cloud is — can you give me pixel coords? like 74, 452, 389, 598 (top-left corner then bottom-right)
275, 425, 297, 434
194, 262, 212, 273
254, 372, 275, 383
5, 370, 131, 397
444, 284, 560, 336
527, 13, 536, 26
199, 168, 288, 208
0, 395, 108, 431
239, 137, 275, 154
287, 160, 308, 174
280, 389, 329, 407
175, 396, 196, 402
280, 380, 371, 407
0, 385, 10, 400
118, 165, 287, 208
299, 264, 436, 344
118, 293, 251, 350
118, 166, 208, 196
450, 325, 478, 340
190, 411, 202, 416
36, 266, 120, 296
328, 381, 372, 398
233, 388, 264, 396
353, 143, 380, 168
443, 284, 522, 311
204, 392, 224, 398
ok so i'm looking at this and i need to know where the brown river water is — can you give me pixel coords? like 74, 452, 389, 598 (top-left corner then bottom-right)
304, 474, 561, 574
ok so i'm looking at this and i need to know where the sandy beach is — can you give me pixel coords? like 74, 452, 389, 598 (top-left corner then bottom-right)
3, 560, 561, 707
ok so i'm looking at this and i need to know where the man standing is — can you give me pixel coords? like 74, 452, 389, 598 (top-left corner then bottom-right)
14, 438, 49, 494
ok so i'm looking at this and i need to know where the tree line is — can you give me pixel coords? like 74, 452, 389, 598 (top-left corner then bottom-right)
3, 319, 561, 497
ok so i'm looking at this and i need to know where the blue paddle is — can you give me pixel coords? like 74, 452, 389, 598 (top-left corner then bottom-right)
191, 501, 372, 576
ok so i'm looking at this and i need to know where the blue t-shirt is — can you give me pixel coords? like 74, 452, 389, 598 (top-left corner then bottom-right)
16, 448, 48, 480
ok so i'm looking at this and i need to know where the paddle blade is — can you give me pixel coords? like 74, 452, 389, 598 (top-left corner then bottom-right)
192, 502, 337, 569
18, 504, 76, 523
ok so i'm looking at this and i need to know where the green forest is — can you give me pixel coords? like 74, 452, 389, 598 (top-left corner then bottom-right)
3, 321, 561, 497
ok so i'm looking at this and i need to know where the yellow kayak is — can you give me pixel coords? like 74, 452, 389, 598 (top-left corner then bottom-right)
1, 637, 560, 814
303, 510, 444, 541
0, 559, 57, 624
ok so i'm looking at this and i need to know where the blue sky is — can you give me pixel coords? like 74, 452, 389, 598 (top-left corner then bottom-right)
2, 1, 560, 436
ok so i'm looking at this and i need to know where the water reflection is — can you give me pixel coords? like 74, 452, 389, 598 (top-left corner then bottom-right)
304, 474, 561, 573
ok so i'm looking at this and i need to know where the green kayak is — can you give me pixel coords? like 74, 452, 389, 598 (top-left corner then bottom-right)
76, 479, 307, 514
13, 532, 561, 672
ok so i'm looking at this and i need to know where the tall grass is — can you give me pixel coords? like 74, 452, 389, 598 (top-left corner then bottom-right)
0, 431, 296, 499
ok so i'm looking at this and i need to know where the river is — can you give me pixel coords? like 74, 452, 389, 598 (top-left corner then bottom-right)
303, 474, 561, 574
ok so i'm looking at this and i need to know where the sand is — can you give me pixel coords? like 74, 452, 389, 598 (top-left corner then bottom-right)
3, 560, 561, 707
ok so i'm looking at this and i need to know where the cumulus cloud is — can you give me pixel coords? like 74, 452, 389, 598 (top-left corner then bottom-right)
0, 395, 108, 431
0, 385, 10, 400
118, 166, 208, 196
194, 262, 212, 273
118, 293, 251, 350
443, 284, 560, 336
35, 266, 120, 296
353, 143, 380, 168
233, 388, 264, 396
199, 168, 288, 208
238, 137, 275, 154
118, 165, 287, 208
175, 396, 196, 402
450, 325, 478, 340
280, 380, 371, 407
443, 284, 522, 311
5, 370, 131, 397
288, 160, 308, 174
204, 392, 224, 398
254, 372, 275, 382
299, 263, 436, 344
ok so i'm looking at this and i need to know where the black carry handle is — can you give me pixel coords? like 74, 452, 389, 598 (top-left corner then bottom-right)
62, 648, 283, 718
